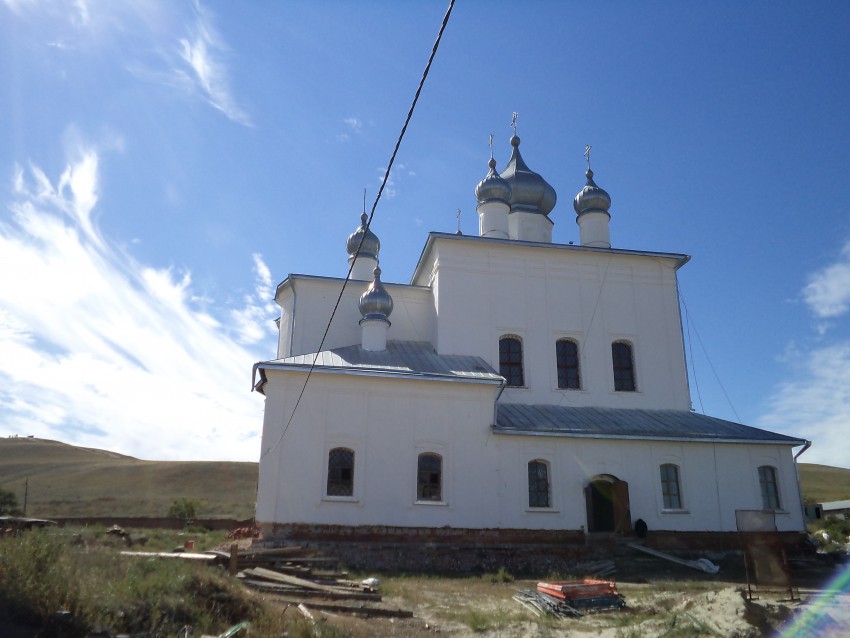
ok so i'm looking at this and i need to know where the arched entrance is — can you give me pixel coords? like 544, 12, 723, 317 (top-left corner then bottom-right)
585, 474, 631, 534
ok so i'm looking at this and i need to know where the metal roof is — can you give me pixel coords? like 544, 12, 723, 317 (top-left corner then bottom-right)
493, 404, 807, 446
258, 341, 503, 384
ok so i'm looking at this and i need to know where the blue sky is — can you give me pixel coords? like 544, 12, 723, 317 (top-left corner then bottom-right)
1, 0, 849, 466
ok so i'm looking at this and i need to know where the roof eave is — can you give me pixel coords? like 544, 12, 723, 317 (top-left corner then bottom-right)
257, 361, 504, 385
491, 426, 807, 446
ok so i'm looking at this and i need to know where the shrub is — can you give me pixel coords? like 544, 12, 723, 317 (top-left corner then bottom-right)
0, 487, 23, 515
167, 497, 203, 526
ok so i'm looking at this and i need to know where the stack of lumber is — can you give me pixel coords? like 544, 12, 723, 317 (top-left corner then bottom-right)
536, 579, 625, 612
227, 545, 413, 619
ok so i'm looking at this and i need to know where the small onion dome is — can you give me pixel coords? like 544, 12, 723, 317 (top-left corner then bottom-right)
346, 213, 380, 260
499, 135, 557, 215
474, 158, 512, 204
573, 169, 611, 217
359, 266, 394, 320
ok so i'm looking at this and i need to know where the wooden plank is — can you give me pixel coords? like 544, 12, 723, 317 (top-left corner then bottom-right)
238, 579, 382, 601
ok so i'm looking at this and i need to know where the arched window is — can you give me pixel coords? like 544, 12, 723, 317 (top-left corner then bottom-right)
499, 336, 524, 387
417, 453, 442, 501
660, 463, 682, 509
612, 341, 636, 391
528, 460, 551, 508
326, 447, 354, 496
556, 339, 581, 389
758, 465, 781, 510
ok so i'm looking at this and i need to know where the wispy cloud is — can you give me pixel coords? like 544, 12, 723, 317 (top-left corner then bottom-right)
176, 1, 252, 126
377, 162, 412, 199
3, 0, 252, 127
0, 145, 275, 461
803, 240, 850, 322
758, 341, 850, 467
758, 239, 850, 467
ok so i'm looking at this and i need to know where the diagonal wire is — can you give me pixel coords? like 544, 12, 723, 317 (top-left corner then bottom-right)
679, 293, 740, 422
681, 288, 704, 413
261, 0, 456, 459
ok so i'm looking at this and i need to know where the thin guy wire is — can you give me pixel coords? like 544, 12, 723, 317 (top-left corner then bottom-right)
682, 291, 705, 413
261, 0, 456, 459
679, 294, 741, 422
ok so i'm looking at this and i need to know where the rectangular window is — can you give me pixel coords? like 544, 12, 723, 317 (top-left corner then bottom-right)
556, 339, 580, 389
499, 337, 524, 387
660, 463, 682, 509
612, 341, 636, 391
759, 466, 781, 510
326, 448, 354, 496
528, 460, 551, 508
417, 453, 442, 501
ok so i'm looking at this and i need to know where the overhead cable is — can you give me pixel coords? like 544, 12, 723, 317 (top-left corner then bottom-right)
261, 0, 456, 459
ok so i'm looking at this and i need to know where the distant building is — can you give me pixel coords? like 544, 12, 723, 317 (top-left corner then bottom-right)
821, 500, 850, 520
253, 131, 809, 543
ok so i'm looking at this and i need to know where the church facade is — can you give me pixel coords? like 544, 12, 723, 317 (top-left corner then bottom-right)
253, 133, 808, 540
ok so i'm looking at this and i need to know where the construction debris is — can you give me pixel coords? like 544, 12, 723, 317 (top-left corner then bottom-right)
537, 580, 626, 613
627, 543, 720, 574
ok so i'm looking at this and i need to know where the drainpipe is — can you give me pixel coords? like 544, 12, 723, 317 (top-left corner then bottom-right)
793, 440, 812, 527
492, 378, 507, 428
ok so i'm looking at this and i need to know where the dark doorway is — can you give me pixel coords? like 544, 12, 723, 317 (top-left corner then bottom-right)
585, 475, 631, 534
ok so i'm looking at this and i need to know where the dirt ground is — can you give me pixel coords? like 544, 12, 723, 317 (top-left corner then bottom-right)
270, 551, 850, 637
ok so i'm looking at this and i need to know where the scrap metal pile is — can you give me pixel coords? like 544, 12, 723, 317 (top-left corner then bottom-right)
514, 579, 625, 618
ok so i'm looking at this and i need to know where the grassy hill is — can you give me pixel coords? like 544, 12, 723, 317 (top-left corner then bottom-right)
2, 438, 849, 520
0, 437, 257, 519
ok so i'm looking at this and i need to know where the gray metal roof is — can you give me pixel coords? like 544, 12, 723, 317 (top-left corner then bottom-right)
493, 404, 807, 446
259, 341, 502, 384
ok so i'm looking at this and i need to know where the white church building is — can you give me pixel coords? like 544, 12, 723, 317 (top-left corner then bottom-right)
253, 132, 809, 548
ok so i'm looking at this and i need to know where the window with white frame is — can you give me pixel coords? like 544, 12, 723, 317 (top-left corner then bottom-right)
499, 336, 525, 387
612, 341, 636, 391
417, 452, 442, 501
758, 465, 781, 510
326, 447, 354, 496
528, 460, 551, 508
660, 463, 682, 509
556, 339, 581, 389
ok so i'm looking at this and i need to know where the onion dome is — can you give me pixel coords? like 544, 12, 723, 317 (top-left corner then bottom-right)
499, 135, 557, 215
474, 158, 512, 204
573, 169, 611, 217
346, 213, 380, 260
359, 267, 393, 321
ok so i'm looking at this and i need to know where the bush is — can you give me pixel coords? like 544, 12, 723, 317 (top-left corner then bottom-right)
167, 497, 203, 526
0, 487, 23, 515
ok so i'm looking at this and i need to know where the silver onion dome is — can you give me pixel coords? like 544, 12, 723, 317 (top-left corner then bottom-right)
499, 135, 557, 216
359, 266, 393, 320
573, 169, 611, 217
346, 213, 380, 260
474, 158, 512, 204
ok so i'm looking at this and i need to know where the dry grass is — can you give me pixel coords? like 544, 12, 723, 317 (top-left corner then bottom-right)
0, 437, 257, 519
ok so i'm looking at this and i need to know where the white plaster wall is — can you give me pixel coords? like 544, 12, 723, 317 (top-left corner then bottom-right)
275, 276, 435, 357
426, 238, 691, 410
256, 370, 805, 532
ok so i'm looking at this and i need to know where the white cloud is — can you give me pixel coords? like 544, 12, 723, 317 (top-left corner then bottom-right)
176, 1, 252, 126
758, 341, 850, 467
0, 146, 276, 461
803, 240, 850, 321
758, 239, 850, 468
344, 117, 362, 132
377, 163, 411, 199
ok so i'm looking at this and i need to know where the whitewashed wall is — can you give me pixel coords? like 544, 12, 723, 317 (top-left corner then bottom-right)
413, 237, 691, 410
275, 275, 435, 359
256, 371, 804, 532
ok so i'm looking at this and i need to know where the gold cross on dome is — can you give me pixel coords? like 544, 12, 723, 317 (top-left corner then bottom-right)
584, 145, 592, 170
